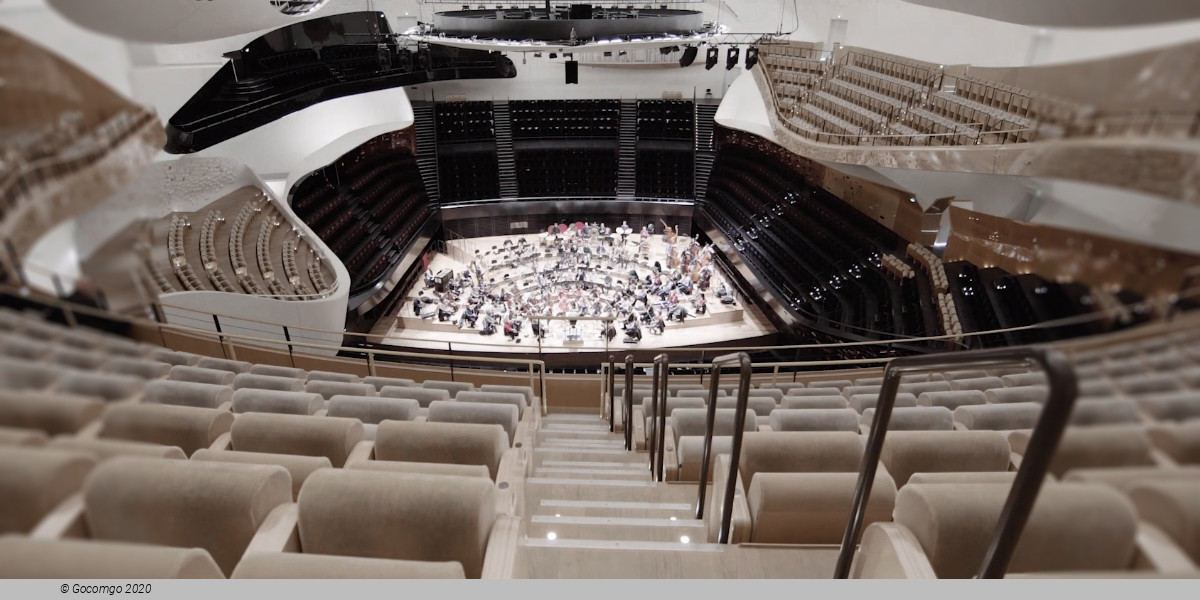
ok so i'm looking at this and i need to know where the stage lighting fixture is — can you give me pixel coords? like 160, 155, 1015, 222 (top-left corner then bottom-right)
549, 52, 558, 59
705, 46, 718, 70
745, 46, 759, 70
726, 46, 739, 70
679, 45, 698, 67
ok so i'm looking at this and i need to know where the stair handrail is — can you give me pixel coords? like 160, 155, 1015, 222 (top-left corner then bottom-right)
832, 345, 1078, 579
694, 351, 753, 544
607, 355, 617, 433
650, 353, 670, 482
623, 354, 635, 451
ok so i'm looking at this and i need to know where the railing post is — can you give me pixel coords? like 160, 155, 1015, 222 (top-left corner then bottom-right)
608, 355, 616, 433
623, 355, 634, 451
651, 353, 670, 482
832, 347, 1077, 579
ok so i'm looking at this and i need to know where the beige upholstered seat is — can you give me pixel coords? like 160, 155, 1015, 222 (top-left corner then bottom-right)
347, 459, 490, 479
99, 404, 232, 456
169, 365, 236, 386
142, 380, 233, 409
1127, 480, 1200, 565
0, 390, 104, 435
427, 401, 519, 446
985, 386, 1048, 404
422, 380, 473, 398
848, 392, 917, 414
195, 356, 252, 374
0, 536, 224, 578
861, 407, 955, 431
1146, 422, 1200, 465
1009, 425, 1156, 478
748, 470, 896, 544
363, 376, 417, 391
374, 421, 509, 480
49, 436, 187, 461
327, 395, 420, 424
0, 356, 63, 390
305, 370, 360, 384
769, 408, 859, 432
479, 384, 534, 405
889, 482, 1139, 578
1136, 392, 1200, 422
0, 425, 47, 446
917, 390, 986, 410
249, 364, 307, 379
295, 469, 497, 577
949, 376, 1005, 393
231, 389, 324, 415
880, 431, 1011, 487
457, 390, 527, 411
233, 373, 306, 393
232, 552, 464, 579
379, 385, 450, 407
82, 457, 291, 576
55, 372, 143, 402
954, 403, 1042, 430
231, 413, 363, 468
192, 449, 332, 500
306, 380, 376, 400
104, 357, 171, 380
788, 388, 853, 398
0, 446, 96, 533
781, 395, 849, 409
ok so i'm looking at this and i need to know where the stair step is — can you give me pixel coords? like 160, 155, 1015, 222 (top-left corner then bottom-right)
535, 467, 650, 477
539, 499, 694, 511
527, 477, 656, 487
540, 460, 645, 469
520, 537, 719, 552
544, 414, 607, 423
540, 437, 625, 446
532, 515, 703, 528
533, 447, 631, 456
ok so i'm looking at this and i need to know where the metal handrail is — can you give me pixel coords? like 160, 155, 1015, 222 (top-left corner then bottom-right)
832, 345, 1078, 579
650, 353, 670, 482
623, 354, 635, 451
607, 354, 616, 433
694, 351, 753, 545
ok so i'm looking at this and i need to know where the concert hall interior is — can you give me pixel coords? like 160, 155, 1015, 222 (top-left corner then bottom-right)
2, 0, 1200, 582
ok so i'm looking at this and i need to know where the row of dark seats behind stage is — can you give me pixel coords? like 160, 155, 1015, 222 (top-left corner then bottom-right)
699, 133, 1123, 348
289, 149, 433, 294
510, 100, 620, 139
431, 100, 696, 202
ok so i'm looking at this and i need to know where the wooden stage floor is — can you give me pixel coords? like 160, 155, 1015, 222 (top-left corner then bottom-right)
371, 231, 778, 354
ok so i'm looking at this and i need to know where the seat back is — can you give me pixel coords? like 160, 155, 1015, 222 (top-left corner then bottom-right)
49, 437, 187, 461
738, 431, 865, 482
427, 401, 519, 446
327, 396, 419, 424
861, 407, 954, 431
191, 449, 332, 499
422, 380, 473, 398
305, 380, 376, 400
748, 470, 896, 544
916, 390, 985, 410
230, 413, 363, 467
769, 408, 859, 432
0, 537, 224, 578
232, 373, 305, 393
379, 386, 449, 408
669, 408, 757, 444
880, 430, 1011, 487
231, 551, 464, 579
374, 420, 509, 479
99, 404, 232, 456
297, 470, 497, 577
1009, 425, 1155, 477
1127, 480, 1200, 565
781, 396, 849, 410
143, 380, 232, 409
954, 403, 1042, 430
83, 457, 291, 576
0, 446, 96, 533
0, 390, 104, 435
893, 482, 1138, 578
456, 390, 527, 411
231, 389, 324, 416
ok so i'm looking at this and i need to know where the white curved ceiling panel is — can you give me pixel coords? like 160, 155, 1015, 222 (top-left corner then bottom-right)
46, 0, 334, 44
903, 0, 1200, 28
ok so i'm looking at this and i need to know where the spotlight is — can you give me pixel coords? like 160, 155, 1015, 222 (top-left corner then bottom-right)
549, 52, 557, 59
679, 45, 698, 68
726, 46, 739, 70
705, 46, 718, 70
660, 45, 679, 55
745, 46, 758, 70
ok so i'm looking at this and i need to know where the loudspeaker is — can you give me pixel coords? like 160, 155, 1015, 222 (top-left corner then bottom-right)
568, 4, 593, 19
679, 45, 698, 68
726, 46, 740, 70
745, 46, 759, 70
565, 60, 578, 84
705, 46, 719, 70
